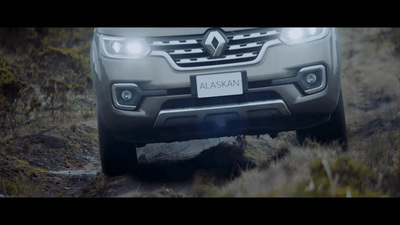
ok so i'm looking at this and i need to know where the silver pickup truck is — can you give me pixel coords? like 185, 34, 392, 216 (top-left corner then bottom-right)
90, 27, 347, 176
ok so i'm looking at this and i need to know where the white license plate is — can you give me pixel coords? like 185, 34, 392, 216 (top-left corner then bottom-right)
194, 72, 244, 98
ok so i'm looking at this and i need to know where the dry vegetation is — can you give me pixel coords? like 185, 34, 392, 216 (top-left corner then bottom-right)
1, 28, 400, 197
0, 28, 99, 197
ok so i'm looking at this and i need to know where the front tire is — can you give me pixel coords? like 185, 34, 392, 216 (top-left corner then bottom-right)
97, 110, 138, 176
296, 90, 348, 150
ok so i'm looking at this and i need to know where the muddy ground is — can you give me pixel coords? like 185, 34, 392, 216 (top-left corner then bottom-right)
1, 28, 400, 197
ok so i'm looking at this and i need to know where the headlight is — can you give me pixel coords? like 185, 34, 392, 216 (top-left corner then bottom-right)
99, 34, 150, 59
280, 28, 329, 45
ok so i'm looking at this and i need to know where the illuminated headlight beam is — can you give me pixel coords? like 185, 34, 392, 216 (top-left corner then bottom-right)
99, 34, 151, 59
280, 28, 329, 45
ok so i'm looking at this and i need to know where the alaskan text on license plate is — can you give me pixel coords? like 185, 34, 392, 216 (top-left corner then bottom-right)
191, 72, 246, 98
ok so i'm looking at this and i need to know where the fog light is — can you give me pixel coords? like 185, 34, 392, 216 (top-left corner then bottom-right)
306, 73, 317, 84
111, 83, 141, 110
121, 90, 133, 101
297, 65, 326, 94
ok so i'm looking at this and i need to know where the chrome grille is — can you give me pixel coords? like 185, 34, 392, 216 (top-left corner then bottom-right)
147, 28, 281, 70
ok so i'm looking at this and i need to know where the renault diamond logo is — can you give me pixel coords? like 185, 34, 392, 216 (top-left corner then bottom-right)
202, 30, 228, 58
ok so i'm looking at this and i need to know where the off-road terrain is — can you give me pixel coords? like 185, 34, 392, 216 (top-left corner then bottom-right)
1, 28, 400, 197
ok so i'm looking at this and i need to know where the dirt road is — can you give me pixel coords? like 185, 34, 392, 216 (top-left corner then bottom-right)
2, 28, 399, 197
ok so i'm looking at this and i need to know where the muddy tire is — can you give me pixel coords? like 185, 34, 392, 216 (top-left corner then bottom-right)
296, 90, 348, 150
97, 110, 138, 176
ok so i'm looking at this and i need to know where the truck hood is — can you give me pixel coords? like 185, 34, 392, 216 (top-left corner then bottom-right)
95, 27, 255, 37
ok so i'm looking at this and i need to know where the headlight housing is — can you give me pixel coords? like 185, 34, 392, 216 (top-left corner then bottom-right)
99, 34, 150, 59
280, 28, 329, 45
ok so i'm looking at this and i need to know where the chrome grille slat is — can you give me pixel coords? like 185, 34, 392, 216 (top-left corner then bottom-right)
148, 28, 281, 69
152, 39, 198, 46
169, 49, 203, 54
229, 42, 262, 50
232, 30, 279, 40
177, 52, 257, 64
